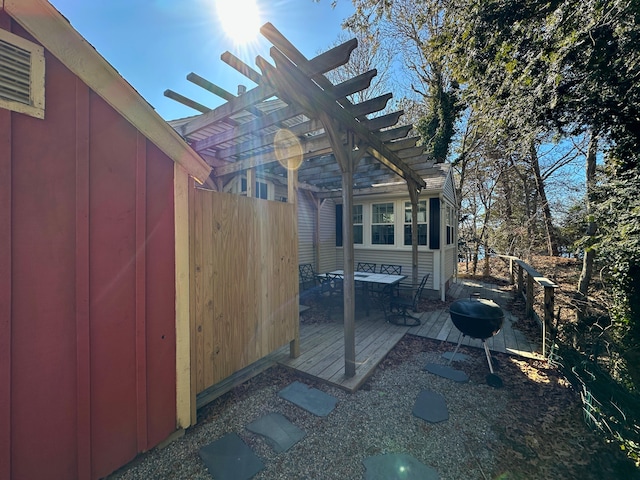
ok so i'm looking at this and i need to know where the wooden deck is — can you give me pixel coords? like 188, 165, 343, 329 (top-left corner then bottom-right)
274, 279, 542, 393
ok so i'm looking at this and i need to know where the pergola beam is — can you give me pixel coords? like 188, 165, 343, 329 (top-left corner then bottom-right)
261, 47, 425, 188
181, 36, 358, 137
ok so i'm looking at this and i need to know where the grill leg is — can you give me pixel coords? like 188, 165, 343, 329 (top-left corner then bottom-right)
448, 333, 464, 365
483, 341, 495, 374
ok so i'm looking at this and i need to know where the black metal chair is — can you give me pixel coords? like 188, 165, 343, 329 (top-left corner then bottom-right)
380, 264, 402, 275
320, 272, 344, 318
299, 263, 321, 301
370, 264, 403, 301
355, 262, 377, 300
385, 274, 430, 326
356, 262, 377, 273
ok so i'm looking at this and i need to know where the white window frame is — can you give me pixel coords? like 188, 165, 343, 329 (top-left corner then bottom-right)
371, 202, 395, 246
339, 197, 438, 251
352, 204, 363, 245
403, 200, 428, 246
0, 29, 45, 119
446, 204, 455, 245
224, 175, 274, 201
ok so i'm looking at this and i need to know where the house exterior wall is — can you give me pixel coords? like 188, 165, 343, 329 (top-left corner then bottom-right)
0, 17, 177, 480
297, 191, 316, 266
318, 198, 337, 273
443, 169, 457, 204
330, 192, 451, 293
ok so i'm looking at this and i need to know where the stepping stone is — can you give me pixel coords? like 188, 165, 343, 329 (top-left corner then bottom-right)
412, 389, 449, 424
277, 381, 338, 416
424, 363, 469, 383
199, 432, 264, 480
363, 453, 440, 480
441, 351, 471, 363
246, 413, 305, 453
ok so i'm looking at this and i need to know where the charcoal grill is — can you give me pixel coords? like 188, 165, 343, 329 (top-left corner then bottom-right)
447, 296, 504, 387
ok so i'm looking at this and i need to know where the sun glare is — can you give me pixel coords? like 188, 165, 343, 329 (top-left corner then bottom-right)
215, 0, 262, 45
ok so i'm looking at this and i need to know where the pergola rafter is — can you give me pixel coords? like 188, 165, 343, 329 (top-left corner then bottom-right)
166, 22, 439, 377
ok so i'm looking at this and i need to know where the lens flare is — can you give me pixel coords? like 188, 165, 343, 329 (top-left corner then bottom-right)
274, 128, 304, 171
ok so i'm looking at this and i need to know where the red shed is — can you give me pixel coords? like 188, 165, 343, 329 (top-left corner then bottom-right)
0, 1, 211, 478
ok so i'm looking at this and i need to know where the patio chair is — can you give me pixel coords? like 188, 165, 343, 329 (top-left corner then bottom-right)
355, 262, 377, 298
379, 264, 402, 275
356, 262, 377, 273
385, 273, 430, 326
320, 272, 344, 318
299, 263, 321, 301
369, 264, 403, 300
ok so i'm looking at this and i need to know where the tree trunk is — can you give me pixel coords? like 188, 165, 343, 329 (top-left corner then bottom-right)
576, 134, 598, 320
530, 140, 559, 256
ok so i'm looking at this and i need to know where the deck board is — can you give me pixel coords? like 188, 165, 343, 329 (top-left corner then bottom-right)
274, 280, 542, 393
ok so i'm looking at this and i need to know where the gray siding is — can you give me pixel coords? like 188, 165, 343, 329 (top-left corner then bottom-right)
443, 170, 457, 206
444, 246, 456, 282
318, 198, 336, 273
297, 192, 315, 266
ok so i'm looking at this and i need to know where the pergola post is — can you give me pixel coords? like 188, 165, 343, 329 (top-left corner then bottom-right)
407, 179, 420, 286
288, 167, 300, 358
321, 115, 366, 377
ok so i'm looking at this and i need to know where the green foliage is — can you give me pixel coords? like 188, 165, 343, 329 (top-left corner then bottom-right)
415, 85, 463, 162
595, 167, 640, 330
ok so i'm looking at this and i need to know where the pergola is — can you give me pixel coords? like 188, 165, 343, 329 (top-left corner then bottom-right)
167, 23, 437, 377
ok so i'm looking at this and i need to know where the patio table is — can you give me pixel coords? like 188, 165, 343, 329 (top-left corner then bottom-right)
317, 269, 406, 315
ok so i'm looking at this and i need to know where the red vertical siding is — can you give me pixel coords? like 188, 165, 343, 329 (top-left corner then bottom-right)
10, 47, 80, 480
145, 142, 177, 446
4, 18, 178, 480
74, 77, 92, 480
0, 13, 13, 479
88, 93, 140, 478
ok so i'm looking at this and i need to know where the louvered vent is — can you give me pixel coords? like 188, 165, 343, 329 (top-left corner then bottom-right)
0, 38, 31, 105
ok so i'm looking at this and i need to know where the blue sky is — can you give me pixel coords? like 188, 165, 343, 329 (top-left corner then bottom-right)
49, 0, 355, 120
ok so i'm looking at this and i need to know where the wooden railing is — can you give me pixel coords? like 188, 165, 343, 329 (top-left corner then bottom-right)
497, 255, 558, 357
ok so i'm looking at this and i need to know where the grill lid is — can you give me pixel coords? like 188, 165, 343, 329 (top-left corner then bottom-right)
449, 298, 504, 320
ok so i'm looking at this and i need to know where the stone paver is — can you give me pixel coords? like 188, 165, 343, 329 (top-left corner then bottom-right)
246, 413, 305, 453
199, 432, 264, 480
424, 363, 469, 382
412, 389, 449, 423
277, 381, 338, 416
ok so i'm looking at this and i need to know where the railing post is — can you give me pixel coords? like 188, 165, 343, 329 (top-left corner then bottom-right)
543, 286, 555, 358
517, 264, 524, 296
509, 258, 515, 285
526, 274, 534, 318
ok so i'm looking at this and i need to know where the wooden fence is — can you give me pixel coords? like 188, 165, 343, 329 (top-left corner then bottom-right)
498, 255, 558, 356
190, 188, 299, 399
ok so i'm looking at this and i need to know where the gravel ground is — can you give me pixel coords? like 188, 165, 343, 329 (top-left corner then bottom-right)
109, 336, 510, 480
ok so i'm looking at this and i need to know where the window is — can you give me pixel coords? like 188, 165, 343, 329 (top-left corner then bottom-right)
404, 200, 428, 246
446, 205, 455, 245
240, 178, 269, 199
335, 204, 363, 246
0, 30, 45, 119
352, 205, 363, 244
371, 202, 394, 245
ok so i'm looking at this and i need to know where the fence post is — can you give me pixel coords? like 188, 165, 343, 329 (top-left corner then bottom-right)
543, 286, 555, 358
526, 274, 534, 318
509, 257, 515, 285
517, 264, 524, 296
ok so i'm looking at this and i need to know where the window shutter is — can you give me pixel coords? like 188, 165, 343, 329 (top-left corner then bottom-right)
429, 198, 440, 249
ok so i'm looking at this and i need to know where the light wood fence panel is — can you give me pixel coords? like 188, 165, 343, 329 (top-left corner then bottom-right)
191, 189, 298, 394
